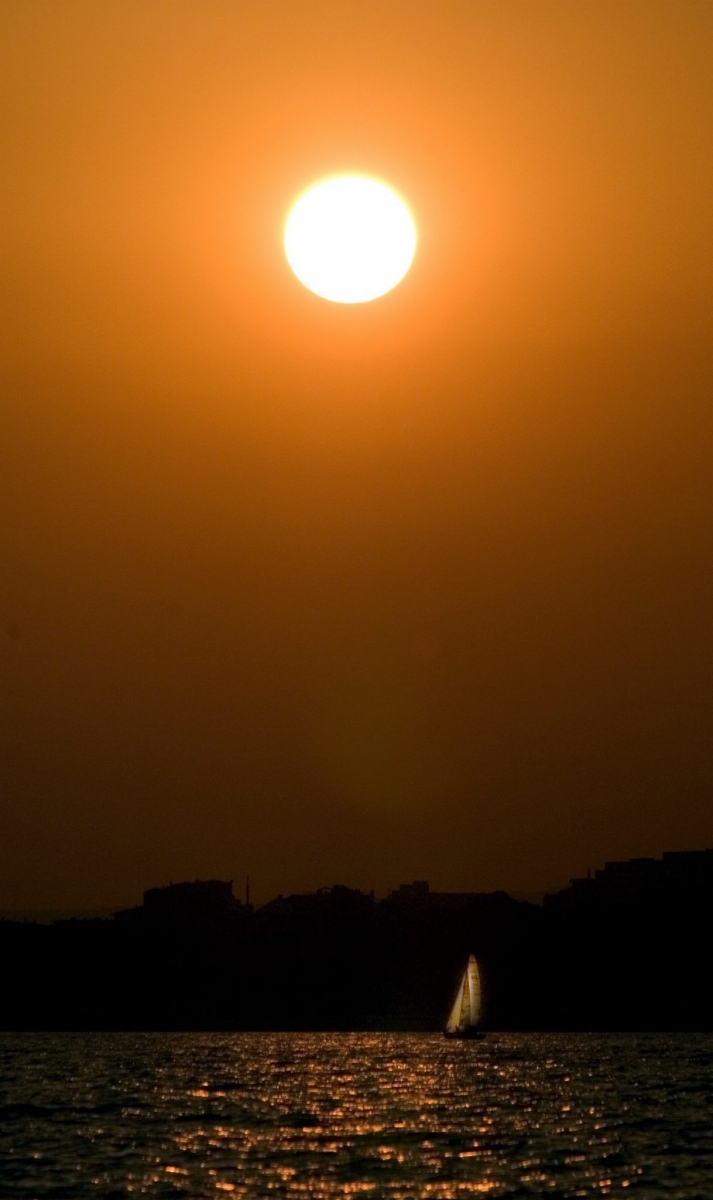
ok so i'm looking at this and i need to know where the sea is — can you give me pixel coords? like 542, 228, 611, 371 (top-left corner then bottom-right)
1, 1033, 712, 1198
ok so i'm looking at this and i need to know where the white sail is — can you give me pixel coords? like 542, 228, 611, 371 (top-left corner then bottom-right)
445, 955, 482, 1033
445, 973, 466, 1033
467, 955, 482, 1027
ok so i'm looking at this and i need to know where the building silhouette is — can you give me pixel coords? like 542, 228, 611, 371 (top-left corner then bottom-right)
1, 849, 712, 1031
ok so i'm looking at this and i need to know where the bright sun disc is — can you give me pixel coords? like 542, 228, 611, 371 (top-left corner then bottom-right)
284, 175, 417, 304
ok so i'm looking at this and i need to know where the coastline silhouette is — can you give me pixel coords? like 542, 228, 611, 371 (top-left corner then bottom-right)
1, 849, 711, 1032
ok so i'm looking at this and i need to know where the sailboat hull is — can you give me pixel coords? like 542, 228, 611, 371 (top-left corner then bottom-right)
443, 1027, 483, 1039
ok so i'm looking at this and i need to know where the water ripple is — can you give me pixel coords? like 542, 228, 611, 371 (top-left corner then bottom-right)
0, 1034, 712, 1197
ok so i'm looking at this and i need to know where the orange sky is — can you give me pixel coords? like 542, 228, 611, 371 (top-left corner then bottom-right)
1, 1, 711, 909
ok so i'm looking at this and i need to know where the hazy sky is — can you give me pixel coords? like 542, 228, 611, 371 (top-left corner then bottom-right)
2, 1, 711, 909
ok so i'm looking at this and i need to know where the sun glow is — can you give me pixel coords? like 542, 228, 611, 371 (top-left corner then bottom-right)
284, 175, 417, 304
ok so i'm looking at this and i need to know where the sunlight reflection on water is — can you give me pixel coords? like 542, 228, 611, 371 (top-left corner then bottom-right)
1, 1033, 712, 1197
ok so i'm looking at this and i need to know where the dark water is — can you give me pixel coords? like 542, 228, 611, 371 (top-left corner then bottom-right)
1, 1034, 712, 1198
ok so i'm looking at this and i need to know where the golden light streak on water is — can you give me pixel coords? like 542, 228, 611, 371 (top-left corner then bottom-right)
0, 1032, 711, 1197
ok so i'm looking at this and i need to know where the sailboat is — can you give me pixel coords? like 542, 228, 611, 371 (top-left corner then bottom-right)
444, 954, 483, 1038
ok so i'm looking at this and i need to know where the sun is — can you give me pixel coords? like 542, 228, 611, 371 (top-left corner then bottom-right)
284, 175, 417, 304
